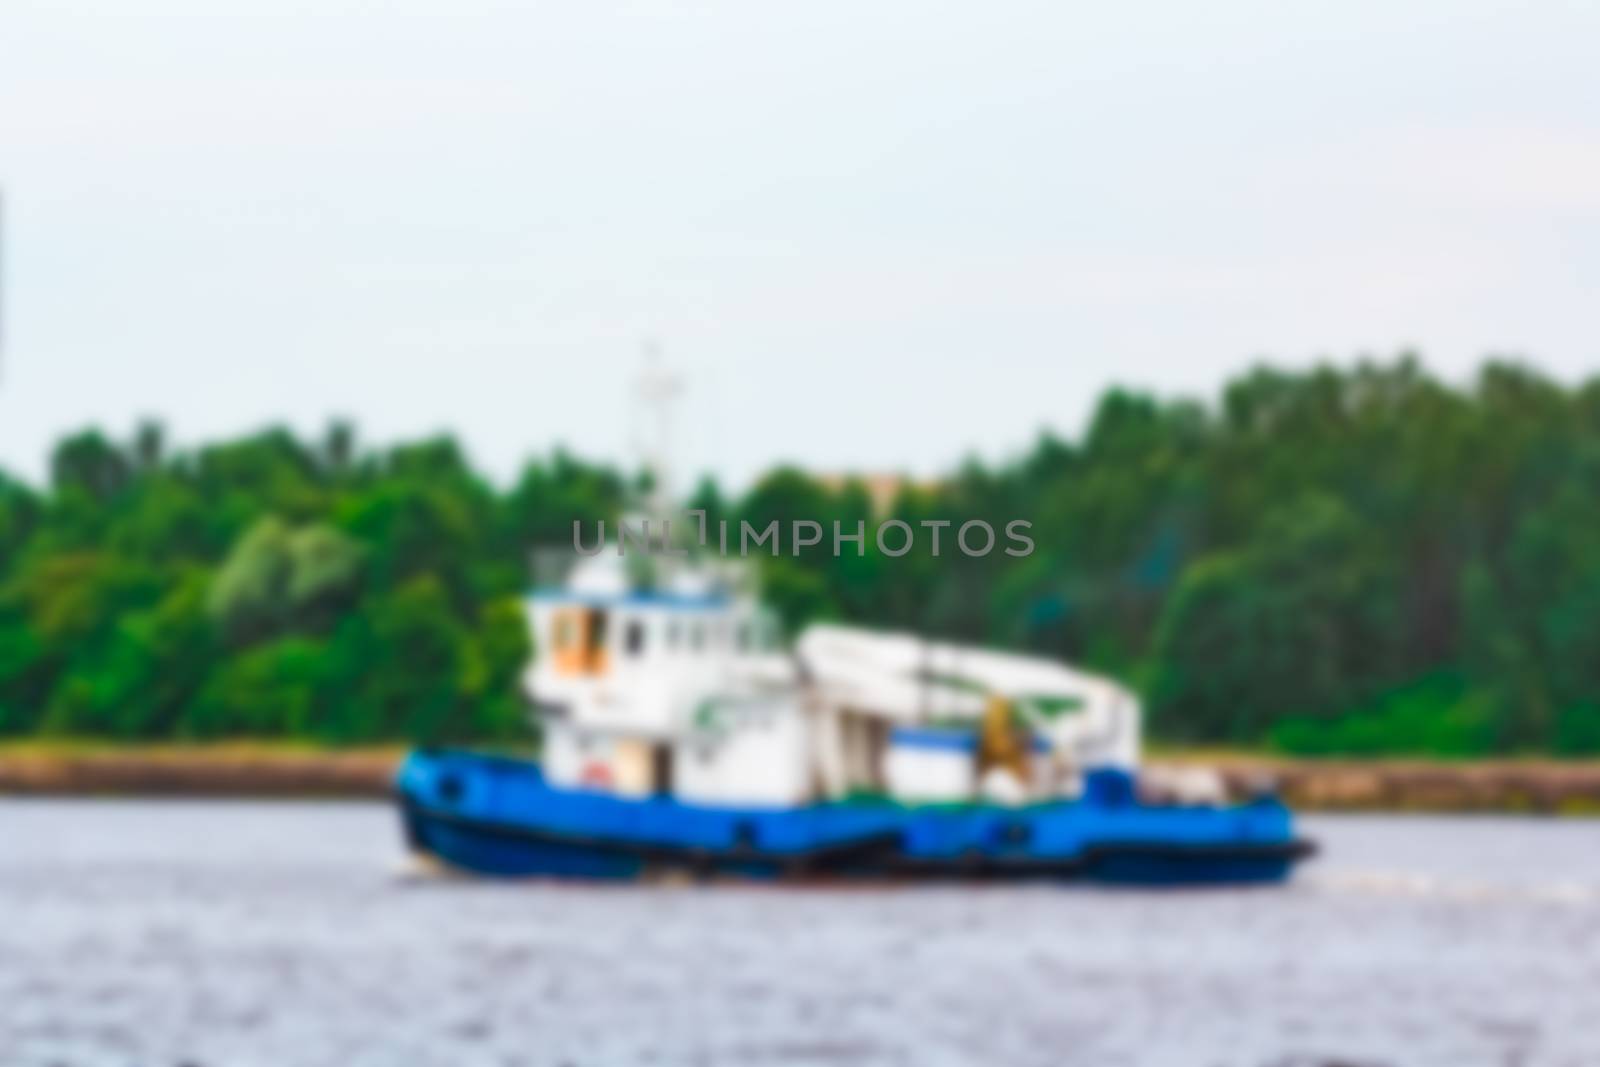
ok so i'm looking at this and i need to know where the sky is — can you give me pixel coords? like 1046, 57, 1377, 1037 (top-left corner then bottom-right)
2, 0, 1598, 489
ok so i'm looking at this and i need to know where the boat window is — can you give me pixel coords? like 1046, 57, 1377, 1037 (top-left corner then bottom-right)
666, 619, 681, 649
585, 610, 608, 671
625, 618, 646, 657
689, 621, 705, 652
735, 622, 752, 652
651, 744, 673, 793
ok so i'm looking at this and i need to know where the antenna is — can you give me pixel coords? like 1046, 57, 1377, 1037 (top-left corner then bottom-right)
632, 339, 684, 519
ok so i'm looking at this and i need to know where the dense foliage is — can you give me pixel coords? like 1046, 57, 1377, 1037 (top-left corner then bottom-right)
2, 356, 1598, 754
0, 428, 621, 743
700, 356, 1600, 757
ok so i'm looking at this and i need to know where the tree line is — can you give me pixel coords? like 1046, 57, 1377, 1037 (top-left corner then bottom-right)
1, 355, 1598, 755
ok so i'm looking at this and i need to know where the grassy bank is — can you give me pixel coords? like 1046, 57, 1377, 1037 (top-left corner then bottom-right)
3, 741, 1600, 812
1153, 751, 1600, 815
0, 741, 408, 798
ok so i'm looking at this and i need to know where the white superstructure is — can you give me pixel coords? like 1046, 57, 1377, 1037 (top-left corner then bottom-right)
526, 552, 1143, 807
529, 554, 804, 804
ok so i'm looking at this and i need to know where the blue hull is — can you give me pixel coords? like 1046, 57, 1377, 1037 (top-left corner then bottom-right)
397, 750, 1315, 886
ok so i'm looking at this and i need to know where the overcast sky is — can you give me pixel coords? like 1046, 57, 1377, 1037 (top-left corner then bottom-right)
2, 0, 1598, 488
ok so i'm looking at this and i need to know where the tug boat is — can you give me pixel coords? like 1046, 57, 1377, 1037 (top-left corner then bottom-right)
397, 551, 1316, 885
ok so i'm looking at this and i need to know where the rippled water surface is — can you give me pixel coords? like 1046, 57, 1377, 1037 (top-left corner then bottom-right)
3, 801, 1598, 1067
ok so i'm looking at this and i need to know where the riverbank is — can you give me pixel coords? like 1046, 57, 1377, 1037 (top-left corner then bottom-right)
2, 743, 1599, 812
0, 742, 405, 798
1157, 752, 1600, 814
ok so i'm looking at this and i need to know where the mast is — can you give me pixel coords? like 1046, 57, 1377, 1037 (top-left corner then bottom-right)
632, 340, 684, 523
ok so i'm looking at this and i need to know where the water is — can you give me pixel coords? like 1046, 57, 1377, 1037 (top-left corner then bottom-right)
3, 802, 1598, 1067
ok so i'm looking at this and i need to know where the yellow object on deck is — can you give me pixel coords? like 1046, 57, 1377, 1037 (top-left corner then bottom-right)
978, 694, 1030, 784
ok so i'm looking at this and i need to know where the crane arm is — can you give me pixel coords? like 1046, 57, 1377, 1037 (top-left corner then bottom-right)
796, 624, 1141, 771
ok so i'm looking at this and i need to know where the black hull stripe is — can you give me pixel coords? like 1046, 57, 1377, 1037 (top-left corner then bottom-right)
401, 796, 1318, 879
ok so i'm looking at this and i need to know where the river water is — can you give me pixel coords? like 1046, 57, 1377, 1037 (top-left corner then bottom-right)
2, 801, 1597, 1067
